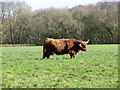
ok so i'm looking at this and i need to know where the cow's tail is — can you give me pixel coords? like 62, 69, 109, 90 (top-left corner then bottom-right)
43, 44, 46, 52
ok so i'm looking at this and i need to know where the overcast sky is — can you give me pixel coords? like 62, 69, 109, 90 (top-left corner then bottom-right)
25, 0, 103, 10
0, 0, 119, 11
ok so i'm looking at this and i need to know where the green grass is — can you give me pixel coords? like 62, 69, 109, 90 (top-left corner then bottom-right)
2, 44, 118, 88
0, 46, 2, 89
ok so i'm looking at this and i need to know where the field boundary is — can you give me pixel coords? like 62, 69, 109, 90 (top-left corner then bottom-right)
0, 44, 35, 47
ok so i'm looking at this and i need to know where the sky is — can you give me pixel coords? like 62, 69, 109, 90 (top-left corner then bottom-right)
0, 0, 118, 11
25, 0, 103, 11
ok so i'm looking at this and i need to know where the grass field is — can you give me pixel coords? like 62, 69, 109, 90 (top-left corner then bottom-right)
2, 44, 118, 88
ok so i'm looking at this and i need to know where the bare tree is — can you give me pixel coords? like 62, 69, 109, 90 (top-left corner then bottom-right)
1, 0, 31, 44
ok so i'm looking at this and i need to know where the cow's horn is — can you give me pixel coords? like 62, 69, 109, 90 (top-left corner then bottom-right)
86, 39, 89, 43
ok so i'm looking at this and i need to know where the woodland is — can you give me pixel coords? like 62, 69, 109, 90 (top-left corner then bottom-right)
0, 1, 119, 45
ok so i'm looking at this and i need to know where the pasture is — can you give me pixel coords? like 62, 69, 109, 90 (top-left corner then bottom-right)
2, 44, 118, 88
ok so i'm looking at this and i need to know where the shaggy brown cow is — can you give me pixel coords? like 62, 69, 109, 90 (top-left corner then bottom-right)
43, 38, 89, 59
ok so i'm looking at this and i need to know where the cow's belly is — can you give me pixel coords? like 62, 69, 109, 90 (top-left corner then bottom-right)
55, 49, 69, 55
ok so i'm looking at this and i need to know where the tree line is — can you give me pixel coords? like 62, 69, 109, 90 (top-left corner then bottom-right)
0, 1, 119, 45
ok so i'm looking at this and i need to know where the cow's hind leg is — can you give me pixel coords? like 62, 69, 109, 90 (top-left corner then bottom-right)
46, 51, 52, 58
47, 55, 50, 58
43, 52, 51, 59
43, 46, 46, 59
43, 52, 46, 59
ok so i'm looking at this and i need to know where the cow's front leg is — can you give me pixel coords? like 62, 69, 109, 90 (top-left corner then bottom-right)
73, 53, 76, 58
70, 53, 75, 59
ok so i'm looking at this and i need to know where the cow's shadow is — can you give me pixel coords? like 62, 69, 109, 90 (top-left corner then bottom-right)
37, 56, 70, 60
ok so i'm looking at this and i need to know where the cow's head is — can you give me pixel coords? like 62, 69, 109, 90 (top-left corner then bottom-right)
74, 39, 89, 51
80, 39, 89, 51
